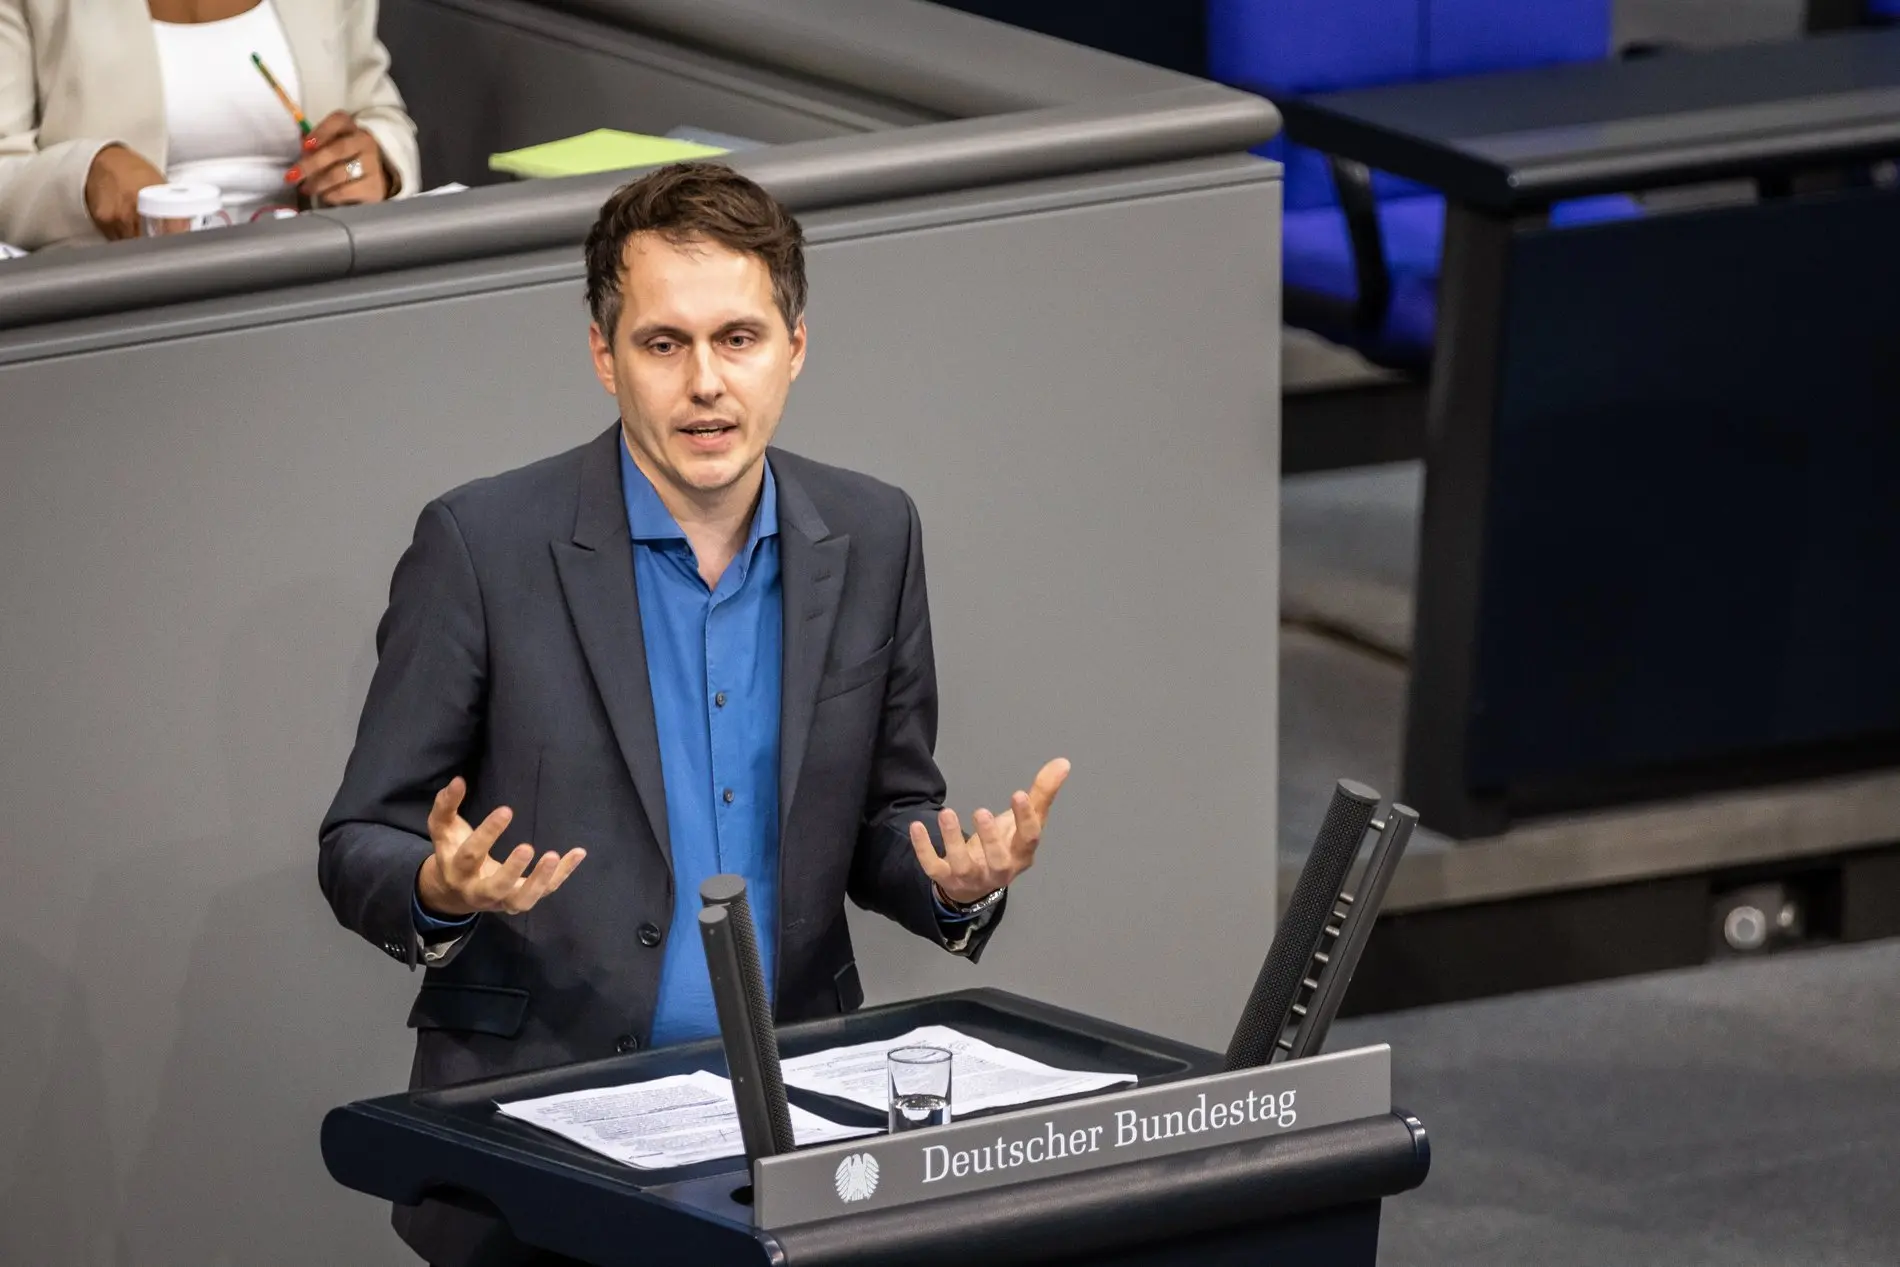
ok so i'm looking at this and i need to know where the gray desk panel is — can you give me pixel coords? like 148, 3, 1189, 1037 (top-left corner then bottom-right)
0, 164, 1281, 1265
0, 85, 1279, 328
712, 85, 1277, 212
336, 84, 1276, 273
539, 0, 1198, 116
381, 0, 932, 188
0, 156, 1275, 367
0, 0, 1274, 334
0, 215, 354, 330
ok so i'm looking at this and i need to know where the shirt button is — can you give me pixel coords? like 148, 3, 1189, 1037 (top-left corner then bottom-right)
722, 788, 735, 805
714, 691, 728, 707
615, 1034, 640, 1054
638, 922, 663, 948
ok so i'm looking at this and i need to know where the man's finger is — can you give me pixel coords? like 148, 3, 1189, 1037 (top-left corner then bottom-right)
937, 809, 981, 882
505, 851, 565, 913
456, 804, 513, 860
972, 807, 1011, 873
544, 848, 589, 895
908, 822, 950, 881
429, 778, 468, 836
1027, 758, 1072, 818
1007, 790, 1042, 855
479, 842, 536, 903
1009, 794, 1042, 879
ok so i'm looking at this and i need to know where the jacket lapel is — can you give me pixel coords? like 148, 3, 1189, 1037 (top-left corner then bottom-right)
551, 426, 672, 870
774, 456, 850, 839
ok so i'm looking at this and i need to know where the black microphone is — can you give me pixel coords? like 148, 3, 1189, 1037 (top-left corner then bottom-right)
1224, 779, 1380, 1070
1284, 804, 1418, 1061
698, 875, 795, 1157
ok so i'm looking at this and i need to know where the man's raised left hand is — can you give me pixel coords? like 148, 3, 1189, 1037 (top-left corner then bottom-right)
908, 757, 1071, 905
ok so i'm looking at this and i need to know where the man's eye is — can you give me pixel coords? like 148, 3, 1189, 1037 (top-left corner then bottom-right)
648, 340, 677, 354
726, 334, 754, 349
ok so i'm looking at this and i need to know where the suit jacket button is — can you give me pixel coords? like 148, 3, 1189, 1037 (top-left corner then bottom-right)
638, 922, 663, 948
615, 1034, 640, 1054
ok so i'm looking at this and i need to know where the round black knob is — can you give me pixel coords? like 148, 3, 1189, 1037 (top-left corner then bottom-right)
614, 1034, 640, 1054
637, 922, 663, 948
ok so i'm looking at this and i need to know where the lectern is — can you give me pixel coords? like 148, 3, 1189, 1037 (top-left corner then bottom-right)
323, 784, 1428, 1265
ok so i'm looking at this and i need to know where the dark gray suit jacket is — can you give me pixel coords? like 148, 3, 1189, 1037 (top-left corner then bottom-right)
319, 425, 999, 1264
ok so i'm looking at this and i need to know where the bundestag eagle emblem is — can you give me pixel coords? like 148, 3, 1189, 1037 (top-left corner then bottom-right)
833, 1152, 880, 1202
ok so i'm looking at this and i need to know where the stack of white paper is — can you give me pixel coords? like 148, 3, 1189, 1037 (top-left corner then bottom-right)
781, 1024, 1137, 1115
495, 1069, 876, 1169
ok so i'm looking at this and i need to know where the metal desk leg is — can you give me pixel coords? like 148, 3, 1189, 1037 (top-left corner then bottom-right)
1402, 203, 1515, 839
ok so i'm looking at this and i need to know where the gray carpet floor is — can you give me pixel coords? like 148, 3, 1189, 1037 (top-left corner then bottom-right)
1280, 463, 1420, 663
1278, 465, 1455, 864
1329, 940, 1900, 1266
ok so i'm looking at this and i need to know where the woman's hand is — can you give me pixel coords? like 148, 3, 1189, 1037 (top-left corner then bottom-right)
85, 145, 168, 240
287, 111, 394, 205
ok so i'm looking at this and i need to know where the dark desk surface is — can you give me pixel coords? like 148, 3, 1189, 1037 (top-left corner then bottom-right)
1276, 28, 1900, 211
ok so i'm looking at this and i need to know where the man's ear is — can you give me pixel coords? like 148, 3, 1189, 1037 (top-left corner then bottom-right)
587, 322, 617, 397
787, 316, 808, 382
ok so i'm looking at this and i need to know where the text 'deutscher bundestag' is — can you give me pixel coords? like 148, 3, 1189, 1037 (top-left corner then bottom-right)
753, 1044, 1392, 1227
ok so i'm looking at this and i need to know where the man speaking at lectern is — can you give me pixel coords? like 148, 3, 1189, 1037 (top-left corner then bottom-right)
319, 162, 1070, 1264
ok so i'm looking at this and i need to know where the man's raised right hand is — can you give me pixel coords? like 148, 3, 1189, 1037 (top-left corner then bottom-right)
417, 777, 587, 917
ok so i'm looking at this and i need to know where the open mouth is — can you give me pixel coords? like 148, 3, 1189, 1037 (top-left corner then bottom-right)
680, 421, 738, 438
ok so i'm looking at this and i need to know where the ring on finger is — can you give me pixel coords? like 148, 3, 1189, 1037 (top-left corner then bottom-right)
343, 157, 366, 182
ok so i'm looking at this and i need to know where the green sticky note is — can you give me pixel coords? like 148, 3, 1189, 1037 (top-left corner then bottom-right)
487, 129, 729, 179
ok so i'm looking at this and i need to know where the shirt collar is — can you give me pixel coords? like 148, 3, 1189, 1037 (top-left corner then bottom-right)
620, 437, 778, 548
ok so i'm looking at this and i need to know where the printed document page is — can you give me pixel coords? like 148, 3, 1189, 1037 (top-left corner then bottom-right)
495, 1069, 876, 1169
781, 1024, 1136, 1115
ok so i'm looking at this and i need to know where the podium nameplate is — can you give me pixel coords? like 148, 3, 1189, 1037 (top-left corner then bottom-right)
752, 1044, 1391, 1228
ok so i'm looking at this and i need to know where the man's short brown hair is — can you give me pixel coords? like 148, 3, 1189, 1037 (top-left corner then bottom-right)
584, 162, 807, 340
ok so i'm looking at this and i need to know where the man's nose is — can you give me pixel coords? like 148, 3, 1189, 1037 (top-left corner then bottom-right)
688, 344, 724, 402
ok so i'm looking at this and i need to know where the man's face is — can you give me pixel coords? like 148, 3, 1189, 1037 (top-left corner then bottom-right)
589, 232, 806, 506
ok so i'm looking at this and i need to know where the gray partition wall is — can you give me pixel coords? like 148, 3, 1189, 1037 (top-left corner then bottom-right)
378, 0, 1204, 187
0, 84, 1273, 332
379, 0, 931, 186
0, 151, 1283, 1264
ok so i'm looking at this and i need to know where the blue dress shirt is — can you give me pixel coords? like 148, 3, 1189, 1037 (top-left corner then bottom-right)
622, 447, 784, 1048
412, 449, 783, 1051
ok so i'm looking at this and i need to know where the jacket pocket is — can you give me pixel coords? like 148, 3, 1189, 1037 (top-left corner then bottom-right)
406, 982, 531, 1038
816, 637, 895, 701
833, 960, 865, 1014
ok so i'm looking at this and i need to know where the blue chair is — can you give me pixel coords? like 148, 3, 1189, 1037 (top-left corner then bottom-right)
1207, 0, 1641, 373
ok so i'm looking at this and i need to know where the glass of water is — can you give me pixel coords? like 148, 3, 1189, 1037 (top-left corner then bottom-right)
887, 1045, 953, 1132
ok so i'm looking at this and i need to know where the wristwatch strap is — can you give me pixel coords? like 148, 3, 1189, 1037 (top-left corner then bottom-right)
935, 882, 1006, 917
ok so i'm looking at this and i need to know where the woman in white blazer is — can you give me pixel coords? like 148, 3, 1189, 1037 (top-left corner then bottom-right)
0, 0, 419, 250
